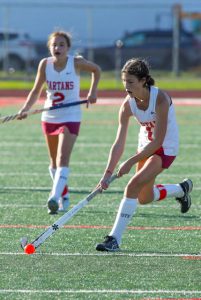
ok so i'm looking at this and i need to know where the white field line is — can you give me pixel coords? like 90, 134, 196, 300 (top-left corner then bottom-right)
1, 203, 201, 209
0, 252, 200, 258
0, 288, 201, 295
0, 142, 200, 148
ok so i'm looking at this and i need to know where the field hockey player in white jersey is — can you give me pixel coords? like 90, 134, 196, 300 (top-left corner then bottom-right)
96, 58, 193, 252
17, 30, 101, 214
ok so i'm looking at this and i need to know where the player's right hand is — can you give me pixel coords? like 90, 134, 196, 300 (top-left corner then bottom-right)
17, 110, 28, 120
98, 173, 112, 190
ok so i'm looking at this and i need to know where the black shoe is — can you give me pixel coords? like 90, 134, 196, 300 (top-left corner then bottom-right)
96, 235, 120, 252
176, 179, 193, 213
47, 197, 59, 214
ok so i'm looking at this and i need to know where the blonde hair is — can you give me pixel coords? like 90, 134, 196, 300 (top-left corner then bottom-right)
47, 31, 72, 49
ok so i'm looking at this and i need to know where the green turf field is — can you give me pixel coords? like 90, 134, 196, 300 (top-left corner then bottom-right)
0, 103, 201, 299
1, 70, 201, 90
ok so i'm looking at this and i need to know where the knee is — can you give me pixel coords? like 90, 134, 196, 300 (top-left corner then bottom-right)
124, 177, 141, 198
125, 177, 152, 204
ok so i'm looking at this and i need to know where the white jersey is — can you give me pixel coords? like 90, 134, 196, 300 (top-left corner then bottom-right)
41, 55, 81, 123
128, 86, 179, 156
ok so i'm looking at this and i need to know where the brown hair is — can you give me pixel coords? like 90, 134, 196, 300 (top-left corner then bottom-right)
47, 31, 72, 49
122, 58, 155, 86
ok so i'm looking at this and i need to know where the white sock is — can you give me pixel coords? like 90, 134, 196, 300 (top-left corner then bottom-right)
51, 167, 69, 201
153, 184, 184, 201
48, 166, 56, 181
109, 197, 138, 245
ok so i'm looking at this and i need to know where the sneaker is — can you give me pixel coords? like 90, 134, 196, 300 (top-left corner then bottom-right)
47, 197, 59, 214
58, 196, 70, 212
176, 178, 193, 213
96, 235, 120, 252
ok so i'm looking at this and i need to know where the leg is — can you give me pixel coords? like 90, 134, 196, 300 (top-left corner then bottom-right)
56, 126, 77, 167
125, 155, 164, 203
96, 154, 193, 252
152, 179, 193, 213
129, 155, 192, 213
96, 155, 163, 252
48, 127, 77, 213
44, 134, 58, 169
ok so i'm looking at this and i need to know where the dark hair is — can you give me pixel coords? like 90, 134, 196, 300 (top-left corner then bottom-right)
121, 58, 155, 86
47, 31, 72, 49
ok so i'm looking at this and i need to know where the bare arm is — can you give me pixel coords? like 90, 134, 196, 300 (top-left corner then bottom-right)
118, 90, 170, 176
17, 59, 46, 118
75, 56, 101, 104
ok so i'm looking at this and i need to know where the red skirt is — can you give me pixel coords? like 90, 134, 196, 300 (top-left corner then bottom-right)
41, 121, 81, 136
154, 147, 176, 169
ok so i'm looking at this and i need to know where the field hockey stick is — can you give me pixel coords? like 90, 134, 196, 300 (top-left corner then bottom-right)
20, 173, 118, 253
0, 100, 88, 124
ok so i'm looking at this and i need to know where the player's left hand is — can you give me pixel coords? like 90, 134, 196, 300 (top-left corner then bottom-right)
117, 159, 133, 177
87, 93, 97, 107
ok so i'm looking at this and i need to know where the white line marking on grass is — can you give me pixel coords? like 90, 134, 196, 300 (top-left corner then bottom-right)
0, 288, 201, 295
0, 142, 200, 148
0, 252, 200, 258
1, 204, 201, 210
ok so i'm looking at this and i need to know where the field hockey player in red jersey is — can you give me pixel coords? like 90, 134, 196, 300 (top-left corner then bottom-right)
17, 30, 101, 214
96, 58, 193, 252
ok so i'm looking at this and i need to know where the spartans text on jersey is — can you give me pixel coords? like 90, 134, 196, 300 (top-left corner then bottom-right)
46, 81, 74, 90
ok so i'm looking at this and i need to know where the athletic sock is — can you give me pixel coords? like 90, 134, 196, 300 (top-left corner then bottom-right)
49, 166, 69, 197
62, 185, 69, 198
109, 197, 138, 245
153, 184, 184, 201
48, 166, 56, 181
51, 167, 69, 201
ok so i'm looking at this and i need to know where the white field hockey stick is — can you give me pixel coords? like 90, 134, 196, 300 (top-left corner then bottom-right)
20, 174, 118, 253
0, 100, 88, 124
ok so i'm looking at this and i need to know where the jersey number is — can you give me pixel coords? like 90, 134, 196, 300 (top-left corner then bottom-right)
52, 92, 65, 106
146, 123, 154, 141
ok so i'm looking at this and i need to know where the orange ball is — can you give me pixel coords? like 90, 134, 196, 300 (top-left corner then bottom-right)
24, 243, 35, 255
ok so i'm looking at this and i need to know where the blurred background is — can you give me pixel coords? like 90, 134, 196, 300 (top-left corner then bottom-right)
0, 0, 201, 79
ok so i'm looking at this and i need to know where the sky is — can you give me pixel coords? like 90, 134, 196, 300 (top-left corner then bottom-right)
0, 0, 201, 49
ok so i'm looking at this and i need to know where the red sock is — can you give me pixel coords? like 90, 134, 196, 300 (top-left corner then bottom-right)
62, 185, 68, 197
156, 184, 167, 200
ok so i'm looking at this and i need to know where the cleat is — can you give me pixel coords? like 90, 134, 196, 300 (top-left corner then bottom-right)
176, 178, 193, 213
47, 208, 58, 215
96, 235, 120, 252
47, 197, 59, 214
58, 196, 70, 212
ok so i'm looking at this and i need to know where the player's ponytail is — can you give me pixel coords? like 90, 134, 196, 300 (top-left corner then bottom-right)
146, 74, 155, 86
